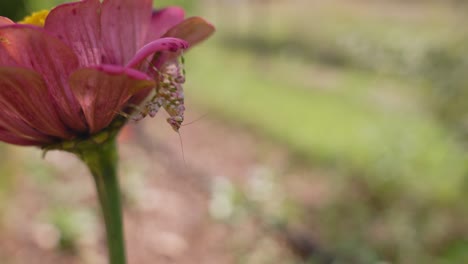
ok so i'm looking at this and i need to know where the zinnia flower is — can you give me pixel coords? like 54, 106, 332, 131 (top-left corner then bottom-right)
0, 0, 214, 147
1, 2, 214, 263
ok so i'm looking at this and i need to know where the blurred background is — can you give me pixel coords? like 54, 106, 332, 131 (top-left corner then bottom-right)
1, 0, 468, 263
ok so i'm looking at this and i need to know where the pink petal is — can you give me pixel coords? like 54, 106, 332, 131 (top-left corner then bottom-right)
0, 67, 73, 139
0, 106, 53, 145
126, 37, 188, 68
146, 7, 185, 42
45, 0, 103, 66
0, 25, 87, 132
101, 0, 153, 65
0, 114, 53, 144
164, 17, 215, 47
69, 65, 155, 133
0, 127, 48, 146
0, 17, 14, 26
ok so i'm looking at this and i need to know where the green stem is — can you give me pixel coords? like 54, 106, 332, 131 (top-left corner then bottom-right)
78, 138, 126, 264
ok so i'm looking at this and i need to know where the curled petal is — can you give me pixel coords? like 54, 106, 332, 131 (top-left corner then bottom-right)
147, 7, 185, 42
0, 67, 72, 139
0, 24, 87, 132
126, 37, 188, 68
0, 17, 14, 26
69, 65, 155, 133
126, 38, 187, 106
45, 0, 103, 66
164, 17, 215, 47
101, 0, 153, 65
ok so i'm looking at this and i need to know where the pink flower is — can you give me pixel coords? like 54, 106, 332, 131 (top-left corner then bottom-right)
0, 0, 214, 146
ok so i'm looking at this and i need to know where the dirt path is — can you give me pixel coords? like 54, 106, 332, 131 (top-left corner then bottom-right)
0, 107, 329, 264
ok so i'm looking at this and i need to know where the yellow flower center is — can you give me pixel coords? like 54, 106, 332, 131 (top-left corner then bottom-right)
19, 10, 50, 27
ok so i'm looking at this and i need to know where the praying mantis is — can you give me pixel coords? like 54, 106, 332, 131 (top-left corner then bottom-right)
122, 52, 187, 132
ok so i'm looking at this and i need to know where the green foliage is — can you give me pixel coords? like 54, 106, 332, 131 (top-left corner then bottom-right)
422, 37, 468, 138
187, 41, 468, 262
25, 0, 65, 13
47, 207, 97, 253
24, 0, 198, 16
49, 208, 82, 252
188, 44, 467, 202
218, 2, 468, 142
153, 0, 196, 13
217, 2, 455, 78
0, 0, 27, 20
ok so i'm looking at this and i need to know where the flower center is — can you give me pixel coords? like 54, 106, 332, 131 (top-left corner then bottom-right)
19, 10, 50, 27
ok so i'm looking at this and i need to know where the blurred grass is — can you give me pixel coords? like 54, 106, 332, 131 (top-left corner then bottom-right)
187, 43, 467, 204
213, 0, 468, 137
188, 1, 468, 262
216, 1, 463, 78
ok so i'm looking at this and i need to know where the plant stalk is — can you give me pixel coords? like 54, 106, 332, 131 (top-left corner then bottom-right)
78, 138, 126, 264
